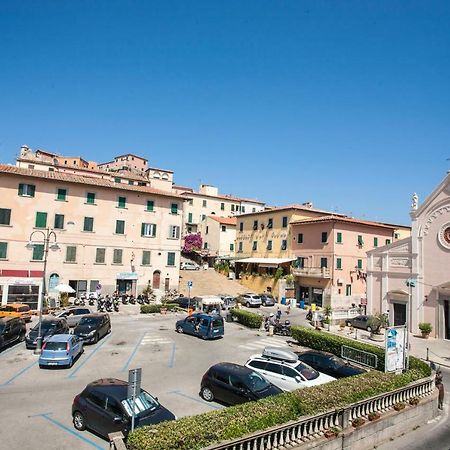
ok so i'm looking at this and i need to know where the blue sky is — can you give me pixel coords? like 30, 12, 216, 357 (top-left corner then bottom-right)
1, 1, 449, 225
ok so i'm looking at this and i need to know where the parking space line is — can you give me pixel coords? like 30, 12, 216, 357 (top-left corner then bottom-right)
168, 389, 223, 410
0, 359, 38, 387
67, 334, 112, 379
168, 343, 176, 368
0, 341, 23, 358
121, 332, 145, 372
34, 413, 106, 450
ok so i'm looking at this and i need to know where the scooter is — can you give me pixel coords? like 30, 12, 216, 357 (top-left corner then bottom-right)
105, 296, 113, 312
113, 298, 120, 312
88, 294, 96, 306
121, 295, 128, 305
129, 295, 136, 305
274, 320, 291, 336
97, 296, 105, 312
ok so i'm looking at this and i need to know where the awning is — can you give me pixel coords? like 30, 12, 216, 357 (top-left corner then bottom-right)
235, 257, 296, 268
198, 296, 224, 305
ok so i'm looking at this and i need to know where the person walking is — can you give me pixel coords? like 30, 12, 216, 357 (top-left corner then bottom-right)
276, 307, 282, 321
436, 370, 444, 410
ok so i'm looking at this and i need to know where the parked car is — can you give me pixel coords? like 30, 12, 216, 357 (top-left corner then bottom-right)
72, 378, 176, 439
53, 307, 92, 327
237, 293, 262, 308
200, 362, 282, 405
220, 296, 236, 310
25, 317, 69, 349
39, 334, 84, 368
296, 350, 367, 378
0, 317, 26, 350
259, 294, 276, 307
176, 313, 224, 339
346, 315, 381, 332
180, 261, 200, 270
245, 347, 335, 391
0, 303, 32, 322
170, 296, 197, 310
73, 313, 111, 344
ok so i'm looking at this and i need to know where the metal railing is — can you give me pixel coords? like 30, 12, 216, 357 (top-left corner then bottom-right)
341, 345, 378, 369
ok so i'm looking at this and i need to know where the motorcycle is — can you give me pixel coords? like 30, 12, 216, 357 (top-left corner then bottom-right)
129, 295, 136, 305
97, 296, 105, 312
88, 294, 96, 306
113, 298, 120, 312
137, 295, 144, 305
274, 320, 291, 336
105, 296, 113, 312
121, 295, 128, 305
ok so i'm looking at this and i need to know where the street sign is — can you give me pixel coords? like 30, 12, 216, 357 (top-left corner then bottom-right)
360, 298, 368, 306
128, 368, 142, 432
187, 280, 193, 289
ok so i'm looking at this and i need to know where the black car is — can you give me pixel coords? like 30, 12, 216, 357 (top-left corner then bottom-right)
259, 294, 276, 307
25, 317, 69, 349
0, 317, 26, 350
170, 297, 197, 310
296, 350, 367, 378
72, 378, 175, 439
74, 313, 111, 344
200, 362, 282, 405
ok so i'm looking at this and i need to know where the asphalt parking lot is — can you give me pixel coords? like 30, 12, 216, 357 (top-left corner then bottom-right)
0, 307, 292, 450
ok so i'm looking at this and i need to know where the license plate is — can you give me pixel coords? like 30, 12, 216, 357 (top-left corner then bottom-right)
47, 362, 58, 366
213, 329, 218, 333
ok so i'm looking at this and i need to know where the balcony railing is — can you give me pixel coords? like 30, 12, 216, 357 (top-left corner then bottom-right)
292, 267, 331, 278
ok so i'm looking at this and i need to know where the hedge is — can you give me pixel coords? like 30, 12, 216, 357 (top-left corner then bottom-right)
140, 304, 183, 314
229, 308, 263, 328
128, 327, 431, 450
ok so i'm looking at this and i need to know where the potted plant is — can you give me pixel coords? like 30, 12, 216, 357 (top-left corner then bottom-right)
409, 397, 420, 406
419, 322, 432, 339
352, 417, 365, 428
324, 426, 340, 438
393, 402, 406, 411
368, 411, 381, 421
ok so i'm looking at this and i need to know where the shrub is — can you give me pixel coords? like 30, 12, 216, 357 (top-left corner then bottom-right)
409, 397, 420, 406
368, 411, 381, 421
229, 309, 263, 329
418, 322, 432, 333
352, 417, 365, 427
140, 304, 182, 314
394, 402, 406, 411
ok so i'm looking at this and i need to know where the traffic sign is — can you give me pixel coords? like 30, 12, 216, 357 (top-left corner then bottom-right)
187, 280, 193, 289
128, 367, 142, 432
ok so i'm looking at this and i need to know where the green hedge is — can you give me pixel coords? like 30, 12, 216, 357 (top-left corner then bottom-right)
229, 308, 263, 328
140, 304, 183, 314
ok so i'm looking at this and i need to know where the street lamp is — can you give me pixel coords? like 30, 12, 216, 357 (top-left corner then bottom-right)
26, 228, 59, 354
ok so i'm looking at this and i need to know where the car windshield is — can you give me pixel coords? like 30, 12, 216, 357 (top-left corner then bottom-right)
329, 355, 345, 367
44, 341, 67, 351
243, 370, 271, 392
121, 390, 160, 417
79, 317, 100, 325
212, 318, 223, 327
294, 362, 320, 380
33, 322, 58, 331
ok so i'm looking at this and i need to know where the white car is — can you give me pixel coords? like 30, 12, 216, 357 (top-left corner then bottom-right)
180, 261, 200, 270
245, 347, 335, 392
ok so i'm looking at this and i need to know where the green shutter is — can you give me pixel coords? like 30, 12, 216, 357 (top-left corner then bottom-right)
321, 258, 327, 268
87, 192, 96, 204
336, 258, 342, 269
0, 242, 7, 259
95, 248, 105, 263
167, 252, 175, 266
152, 224, 157, 237
337, 232, 342, 243
35, 212, 47, 228
57, 189, 66, 201
374, 237, 378, 247
188, 213, 193, 223
230, 243, 234, 251
386, 239, 391, 245
118, 197, 126, 208
29, 185, 36, 197
146, 200, 154, 212
113, 249, 123, 264
0, 209, 11, 225
66, 246, 77, 262
32, 244, 44, 260
171, 203, 178, 214
357, 259, 363, 269
321, 232, 328, 243
54, 214, 64, 229
84, 217, 94, 232
18, 184, 24, 196
357, 235, 364, 246
116, 220, 125, 234
142, 251, 151, 265
298, 233, 303, 243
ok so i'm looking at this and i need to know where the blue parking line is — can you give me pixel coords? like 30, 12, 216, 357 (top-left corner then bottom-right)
35, 413, 106, 450
168, 389, 222, 410
121, 332, 145, 372
0, 359, 38, 386
168, 343, 176, 368
67, 334, 112, 379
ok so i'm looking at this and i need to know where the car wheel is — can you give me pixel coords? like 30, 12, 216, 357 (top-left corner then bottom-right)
94, 333, 99, 344
246, 302, 250, 308
73, 411, 87, 431
18, 333, 25, 342
200, 386, 214, 402
177, 326, 183, 334
346, 321, 352, 327
367, 326, 372, 333
39, 364, 44, 369
68, 357, 73, 368
262, 301, 266, 306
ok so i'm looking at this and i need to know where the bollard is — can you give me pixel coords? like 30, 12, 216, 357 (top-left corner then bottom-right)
268, 325, 274, 336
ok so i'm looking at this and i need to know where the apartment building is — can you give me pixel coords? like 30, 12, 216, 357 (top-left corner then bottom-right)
0, 164, 183, 311
198, 216, 237, 258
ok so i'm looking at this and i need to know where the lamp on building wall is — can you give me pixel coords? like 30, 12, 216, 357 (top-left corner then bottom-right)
26, 228, 59, 354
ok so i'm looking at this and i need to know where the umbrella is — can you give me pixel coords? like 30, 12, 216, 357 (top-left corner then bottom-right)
53, 284, 76, 293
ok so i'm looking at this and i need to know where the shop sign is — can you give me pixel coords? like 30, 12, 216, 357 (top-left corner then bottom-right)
117, 272, 138, 280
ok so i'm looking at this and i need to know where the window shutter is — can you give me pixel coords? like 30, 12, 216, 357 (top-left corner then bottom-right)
35, 212, 47, 228
141, 223, 145, 236
153, 224, 157, 237
0, 242, 7, 259
18, 184, 24, 196
147, 200, 154, 211
29, 185, 35, 197
32, 244, 44, 260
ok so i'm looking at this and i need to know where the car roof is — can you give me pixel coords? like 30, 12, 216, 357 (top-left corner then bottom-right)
249, 354, 299, 367
81, 313, 107, 318
299, 350, 334, 358
87, 378, 129, 399
45, 334, 73, 342
0, 317, 23, 324
42, 317, 66, 322
211, 362, 253, 375
5, 303, 29, 308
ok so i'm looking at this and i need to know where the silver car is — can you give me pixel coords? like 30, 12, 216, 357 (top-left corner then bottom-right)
238, 293, 262, 308
54, 307, 92, 327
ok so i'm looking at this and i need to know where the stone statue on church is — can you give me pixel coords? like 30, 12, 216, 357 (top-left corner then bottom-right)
411, 192, 418, 210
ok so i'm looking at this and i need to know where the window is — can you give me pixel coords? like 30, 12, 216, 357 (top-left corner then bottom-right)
298, 233, 303, 244
220, 203, 225, 211
201, 214, 206, 220
66, 246, 77, 263
167, 252, 175, 266
336, 258, 342, 269
54, 214, 64, 229
114, 177, 121, 183
252, 208, 256, 212
241, 206, 245, 213
0, 208, 11, 225
346, 284, 352, 296
252, 241, 257, 251
336, 232, 342, 244
239, 222, 243, 232
187, 212, 193, 223
118, 196, 126, 208
281, 239, 287, 250
296, 257, 305, 269
231, 204, 235, 212
0, 242, 7, 259
35, 212, 47, 228
32, 244, 44, 261
169, 225, 180, 239
18, 183, 35, 197
267, 240, 272, 250
221, 225, 226, 232
113, 249, 123, 264
95, 248, 106, 264
357, 259, 363, 269
282, 216, 288, 228
357, 235, 364, 247
115, 220, 125, 234
238, 242, 243, 252
267, 218, 273, 229
146, 200, 154, 212
385, 239, 391, 245
320, 258, 328, 268
57, 188, 67, 201
374, 237, 378, 247
86, 192, 96, 204
142, 251, 151, 265
204, 242, 208, 249
202, 200, 207, 207
171, 203, 178, 214
230, 243, 234, 251
253, 220, 258, 230
394, 233, 400, 239
321, 232, 328, 243
141, 223, 156, 237
83, 217, 94, 232
128, 180, 134, 185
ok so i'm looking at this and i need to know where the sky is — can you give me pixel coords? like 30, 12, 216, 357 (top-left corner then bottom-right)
1, 1, 449, 225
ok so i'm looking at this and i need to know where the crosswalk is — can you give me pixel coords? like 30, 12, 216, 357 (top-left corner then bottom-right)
238, 336, 290, 351
140, 334, 173, 346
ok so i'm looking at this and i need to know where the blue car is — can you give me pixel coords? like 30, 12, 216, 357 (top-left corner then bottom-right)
39, 334, 84, 368
175, 313, 224, 339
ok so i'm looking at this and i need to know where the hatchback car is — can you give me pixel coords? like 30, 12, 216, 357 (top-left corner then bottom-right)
72, 378, 176, 439
25, 317, 69, 349
176, 313, 224, 339
74, 313, 111, 344
0, 303, 32, 322
245, 347, 335, 392
346, 315, 381, 332
180, 261, 200, 270
170, 296, 197, 310
39, 334, 84, 368
200, 362, 282, 405
237, 293, 262, 308
259, 294, 276, 306
54, 307, 92, 327
296, 350, 367, 378
0, 317, 26, 350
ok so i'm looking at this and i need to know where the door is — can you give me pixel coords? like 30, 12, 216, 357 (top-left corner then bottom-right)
258, 361, 289, 391
152, 271, 161, 290
228, 374, 250, 404
3, 322, 13, 346
393, 303, 407, 326
182, 316, 196, 335
84, 391, 112, 436
164, 277, 170, 292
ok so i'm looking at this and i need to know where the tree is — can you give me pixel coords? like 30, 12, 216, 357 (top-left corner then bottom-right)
182, 232, 202, 253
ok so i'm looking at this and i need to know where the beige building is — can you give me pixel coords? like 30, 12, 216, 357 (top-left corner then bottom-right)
198, 216, 237, 258
0, 164, 184, 310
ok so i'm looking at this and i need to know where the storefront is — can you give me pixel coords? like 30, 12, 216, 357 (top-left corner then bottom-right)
116, 272, 138, 296
0, 270, 43, 311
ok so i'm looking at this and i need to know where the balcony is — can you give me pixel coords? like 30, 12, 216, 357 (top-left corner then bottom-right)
292, 266, 331, 278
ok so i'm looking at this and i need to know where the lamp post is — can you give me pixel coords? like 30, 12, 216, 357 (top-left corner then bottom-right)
26, 228, 59, 354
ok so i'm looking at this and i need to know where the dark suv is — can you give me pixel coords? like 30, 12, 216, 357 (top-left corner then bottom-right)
72, 378, 176, 439
0, 317, 26, 350
170, 297, 197, 310
25, 317, 69, 349
74, 313, 111, 344
200, 362, 282, 405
